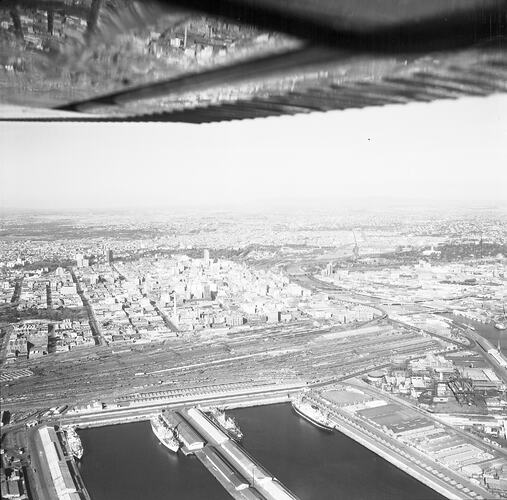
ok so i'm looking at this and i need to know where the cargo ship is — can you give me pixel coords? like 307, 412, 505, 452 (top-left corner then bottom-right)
292, 397, 334, 431
495, 307, 506, 330
64, 426, 83, 460
209, 408, 243, 441
150, 415, 180, 453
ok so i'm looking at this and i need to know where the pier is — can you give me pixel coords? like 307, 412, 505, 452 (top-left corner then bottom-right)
162, 407, 299, 500
60, 385, 299, 429
29, 426, 91, 500
305, 392, 492, 500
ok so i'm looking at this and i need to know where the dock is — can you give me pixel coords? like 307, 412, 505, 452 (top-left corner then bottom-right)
306, 392, 492, 500
162, 410, 205, 454
165, 407, 299, 500
30, 426, 91, 500
60, 382, 300, 429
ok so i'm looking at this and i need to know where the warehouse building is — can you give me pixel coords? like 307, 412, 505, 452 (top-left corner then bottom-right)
183, 407, 229, 445
37, 426, 81, 500
162, 411, 205, 452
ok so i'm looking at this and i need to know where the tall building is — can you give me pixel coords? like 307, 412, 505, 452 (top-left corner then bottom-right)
107, 249, 114, 263
172, 292, 178, 322
323, 262, 333, 276
75, 254, 84, 268
203, 249, 210, 267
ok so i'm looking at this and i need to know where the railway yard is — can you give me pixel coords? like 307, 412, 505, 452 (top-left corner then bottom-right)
1, 316, 442, 416
1, 226, 506, 499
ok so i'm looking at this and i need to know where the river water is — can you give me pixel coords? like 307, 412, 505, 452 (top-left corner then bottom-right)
77, 421, 226, 500
78, 403, 443, 500
444, 313, 507, 356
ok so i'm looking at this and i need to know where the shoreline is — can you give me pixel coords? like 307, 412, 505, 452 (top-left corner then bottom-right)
54, 392, 492, 500
328, 415, 465, 500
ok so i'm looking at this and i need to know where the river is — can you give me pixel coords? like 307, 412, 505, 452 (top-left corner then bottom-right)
443, 312, 507, 356
78, 403, 444, 500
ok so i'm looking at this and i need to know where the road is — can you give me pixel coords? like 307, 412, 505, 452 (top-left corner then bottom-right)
346, 378, 507, 460
111, 262, 180, 334
70, 269, 104, 346
310, 391, 492, 500
452, 322, 507, 384
151, 300, 179, 334
60, 384, 303, 427
2, 383, 304, 433
294, 272, 474, 349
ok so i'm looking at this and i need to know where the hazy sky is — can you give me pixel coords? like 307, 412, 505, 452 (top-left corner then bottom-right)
1, 95, 506, 212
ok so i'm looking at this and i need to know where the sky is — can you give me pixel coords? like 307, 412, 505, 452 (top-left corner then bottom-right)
1, 95, 506, 212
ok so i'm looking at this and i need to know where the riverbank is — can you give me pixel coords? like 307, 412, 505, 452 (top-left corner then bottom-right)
77, 403, 444, 500
443, 313, 506, 356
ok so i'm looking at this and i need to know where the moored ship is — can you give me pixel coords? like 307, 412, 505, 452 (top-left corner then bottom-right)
150, 415, 180, 453
209, 408, 243, 441
64, 426, 83, 460
292, 397, 334, 431
495, 307, 506, 330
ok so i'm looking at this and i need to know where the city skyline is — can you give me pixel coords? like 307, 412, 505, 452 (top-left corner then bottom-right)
1, 206, 506, 500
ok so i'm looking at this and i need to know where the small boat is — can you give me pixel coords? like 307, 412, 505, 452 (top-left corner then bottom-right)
494, 323, 506, 331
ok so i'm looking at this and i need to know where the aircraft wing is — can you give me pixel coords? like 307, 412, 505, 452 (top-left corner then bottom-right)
0, 0, 505, 121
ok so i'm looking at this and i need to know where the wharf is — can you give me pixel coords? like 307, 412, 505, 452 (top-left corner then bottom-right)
29, 426, 92, 500
60, 384, 300, 429
195, 448, 263, 499
176, 407, 299, 500
306, 392, 491, 500
58, 429, 92, 500
163, 410, 205, 453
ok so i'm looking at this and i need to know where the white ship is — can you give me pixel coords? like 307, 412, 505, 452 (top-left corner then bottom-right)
495, 307, 506, 330
292, 397, 334, 431
64, 427, 83, 460
150, 415, 180, 453
209, 408, 243, 441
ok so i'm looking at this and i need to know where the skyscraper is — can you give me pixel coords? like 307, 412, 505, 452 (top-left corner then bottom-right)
75, 254, 84, 268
